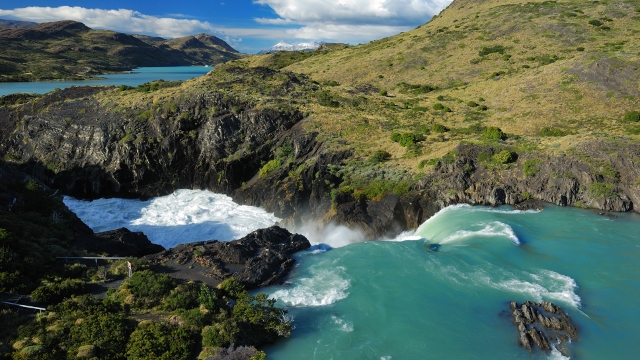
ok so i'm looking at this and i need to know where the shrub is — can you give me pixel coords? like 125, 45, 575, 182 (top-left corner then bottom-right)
318, 90, 339, 107
539, 127, 567, 137
467, 101, 479, 107
198, 284, 219, 312
218, 277, 247, 298
69, 313, 136, 359
397, 82, 436, 95
126, 322, 194, 360
589, 183, 616, 200
122, 270, 177, 308
30, 279, 85, 305
443, 106, 452, 113
379, 89, 388, 96
369, 150, 391, 163
441, 151, 459, 165
163, 283, 200, 311
482, 127, 506, 140
433, 103, 444, 110
390, 133, 420, 147
623, 111, 640, 123
479, 45, 505, 56
588, 19, 603, 27
431, 124, 449, 133
523, 159, 542, 177
259, 159, 282, 178
493, 150, 517, 164
202, 321, 240, 348
479, 105, 488, 111
576, 47, 585, 52
323, 80, 339, 86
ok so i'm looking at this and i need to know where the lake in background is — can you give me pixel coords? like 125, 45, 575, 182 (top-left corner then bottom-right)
0, 66, 211, 97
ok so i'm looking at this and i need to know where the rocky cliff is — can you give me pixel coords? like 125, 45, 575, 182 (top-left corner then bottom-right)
1, 66, 639, 239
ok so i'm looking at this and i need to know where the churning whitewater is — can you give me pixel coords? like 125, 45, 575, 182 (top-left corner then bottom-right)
64, 189, 280, 248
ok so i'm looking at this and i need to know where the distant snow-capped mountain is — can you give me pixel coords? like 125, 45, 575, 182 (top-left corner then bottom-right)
258, 40, 321, 54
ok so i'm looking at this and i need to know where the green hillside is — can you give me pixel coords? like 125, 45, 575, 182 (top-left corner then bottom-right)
0, 20, 242, 81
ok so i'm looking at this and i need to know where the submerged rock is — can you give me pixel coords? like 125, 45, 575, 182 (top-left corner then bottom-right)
509, 301, 578, 355
145, 226, 310, 289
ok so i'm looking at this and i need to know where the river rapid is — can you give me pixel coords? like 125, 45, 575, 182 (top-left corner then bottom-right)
65, 190, 640, 359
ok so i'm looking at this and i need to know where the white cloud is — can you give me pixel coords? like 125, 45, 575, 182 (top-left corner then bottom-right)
253, 0, 452, 42
254, 0, 451, 26
0, 6, 233, 40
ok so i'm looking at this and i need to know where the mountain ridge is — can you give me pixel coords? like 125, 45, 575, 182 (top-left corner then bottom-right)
0, 19, 243, 81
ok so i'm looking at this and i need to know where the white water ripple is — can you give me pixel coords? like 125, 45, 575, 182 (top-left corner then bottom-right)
440, 221, 521, 245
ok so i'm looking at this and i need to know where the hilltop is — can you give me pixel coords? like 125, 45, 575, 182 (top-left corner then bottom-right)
1, 0, 639, 238
0, 20, 242, 81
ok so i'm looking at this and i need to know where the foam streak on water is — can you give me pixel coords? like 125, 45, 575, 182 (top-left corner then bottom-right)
63, 189, 280, 248
270, 266, 350, 307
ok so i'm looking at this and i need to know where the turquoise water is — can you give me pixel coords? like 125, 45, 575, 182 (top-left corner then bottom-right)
264, 205, 640, 359
0, 66, 211, 96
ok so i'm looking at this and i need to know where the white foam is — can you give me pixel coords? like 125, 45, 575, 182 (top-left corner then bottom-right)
440, 221, 521, 245
549, 346, 570, 360
270, 267, 350, 307
331, 315, 354, 332
492, 270, 581, 308
63, 189, 280, 248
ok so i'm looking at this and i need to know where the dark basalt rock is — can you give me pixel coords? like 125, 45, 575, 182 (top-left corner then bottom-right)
72, 227, 165, 257
509, 301, 578, 355
145, 226, 311, 289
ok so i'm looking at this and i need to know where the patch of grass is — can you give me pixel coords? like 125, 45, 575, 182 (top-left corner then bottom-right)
397, 82, 436, 95
259, 159, 282, 178
391, 132, 422, 147
523, 159, 542, 177
589, 182, 616, 200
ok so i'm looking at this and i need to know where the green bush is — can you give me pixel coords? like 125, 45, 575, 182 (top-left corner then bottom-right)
482, 127, 506, 140
443, 106, 452, 113
125, 322, 194, 360
433, 103, 444, 110
441, 151, 459, 165
479, 45, 505, 56
163, 283, 200, 311
259, 159, 282, 178
623, 111, 640, 123
198, 284, 219, 312
493, 150, 517, 164
589, 182, 616, 200
390, 133, 421, 147
397, 82, 436, 95
122, 270, 177, 308
218, 277, 247, 298
379, 89, 388, 96
431, 124, 449, 133
68, 313, 135, 359
588, 19, 603, 27
202, 321, 239, 348
523, 159, 542, 177
539, 127, 567, 137
30, 279, 85, 305
369, 150, 392, 163
576, 47, 585, 52
318, 90, 339, 107
467, 101, 479, 107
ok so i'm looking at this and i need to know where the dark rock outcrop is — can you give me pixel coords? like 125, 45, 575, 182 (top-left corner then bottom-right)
145, 226, 311, 289
509, 301, 578, 355
72, 228, 165, 257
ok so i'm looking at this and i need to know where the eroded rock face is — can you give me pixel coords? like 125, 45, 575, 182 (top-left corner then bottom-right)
144, 226, 311, 289
509, 301, 578, 355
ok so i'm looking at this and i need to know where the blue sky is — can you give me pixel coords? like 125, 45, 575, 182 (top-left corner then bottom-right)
0, 0, 452, 53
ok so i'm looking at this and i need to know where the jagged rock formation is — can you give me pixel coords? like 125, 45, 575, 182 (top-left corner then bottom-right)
72, 228, 165, 257
144, 226, 311, 288
510, 301, 577, 354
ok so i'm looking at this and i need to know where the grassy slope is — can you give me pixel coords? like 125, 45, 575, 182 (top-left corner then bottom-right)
238, 0, 640, 170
